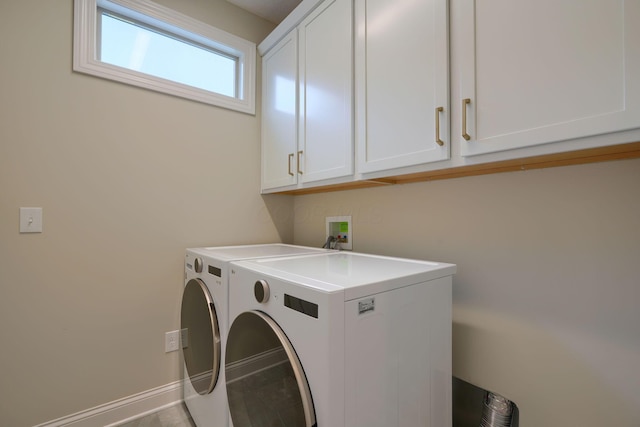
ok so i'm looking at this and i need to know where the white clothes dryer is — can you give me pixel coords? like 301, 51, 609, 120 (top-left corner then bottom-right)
225, 251, 456, 427
182, 244, 328, 427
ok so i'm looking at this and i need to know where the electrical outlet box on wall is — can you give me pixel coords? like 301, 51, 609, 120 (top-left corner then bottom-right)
326, 215, 352, 250
165, 330, 180, 353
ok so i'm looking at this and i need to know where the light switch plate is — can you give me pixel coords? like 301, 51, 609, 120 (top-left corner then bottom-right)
20, 207, 43, 233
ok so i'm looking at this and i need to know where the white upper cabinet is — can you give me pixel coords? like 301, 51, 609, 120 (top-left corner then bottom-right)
261, 0, 353, 192
298, 0, 353, 183
457, 0, 640, 157
262, 0, 640, 193
355, 0, 450, 173
261, 31, 298, 190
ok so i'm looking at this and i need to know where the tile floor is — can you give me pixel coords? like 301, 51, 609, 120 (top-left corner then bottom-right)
117, 403, 195, 427
122, 360, 300, 427
226, 361, 305, 427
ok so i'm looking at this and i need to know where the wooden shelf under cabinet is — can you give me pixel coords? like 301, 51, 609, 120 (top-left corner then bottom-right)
274, 141, 640, 195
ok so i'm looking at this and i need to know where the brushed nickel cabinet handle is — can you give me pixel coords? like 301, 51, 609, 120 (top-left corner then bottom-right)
288, 153, 294, 176
462, 98, 471, 141
297, 150, 303, 175
435, 106, 444, 146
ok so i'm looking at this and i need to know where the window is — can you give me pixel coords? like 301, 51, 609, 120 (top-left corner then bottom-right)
74, 0, 256, 114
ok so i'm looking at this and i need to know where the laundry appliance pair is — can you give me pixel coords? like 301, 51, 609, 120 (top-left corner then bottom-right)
182, 244, 328, 427
182, 245, 455, 427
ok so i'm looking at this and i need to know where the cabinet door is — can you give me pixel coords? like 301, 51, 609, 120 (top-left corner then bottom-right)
457, 0, 640, 156
261, 31, 298, 191
298, 0, 353, 183
356, 0, 450, 173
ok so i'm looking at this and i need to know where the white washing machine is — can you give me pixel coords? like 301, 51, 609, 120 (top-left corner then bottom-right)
181, 244, 328, 427
225, 251, 456, 427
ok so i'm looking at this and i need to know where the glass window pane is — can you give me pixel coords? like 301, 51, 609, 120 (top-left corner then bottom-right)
99, 13, 237, 98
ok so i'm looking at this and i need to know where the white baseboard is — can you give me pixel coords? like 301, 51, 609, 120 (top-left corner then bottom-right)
34, 381, 183, 427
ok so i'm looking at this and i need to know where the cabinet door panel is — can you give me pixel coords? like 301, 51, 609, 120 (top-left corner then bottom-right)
299, 0, 353, 182
356, 0, 449, 173
261, 32, 298, 190
459, 0, 640, 156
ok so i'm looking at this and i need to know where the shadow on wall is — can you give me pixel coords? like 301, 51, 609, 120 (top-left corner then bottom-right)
452, 306, 639, 426
260, 195, 295, 243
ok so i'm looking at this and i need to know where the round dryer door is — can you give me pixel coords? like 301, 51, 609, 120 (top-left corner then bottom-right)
181, 278, 221, 395
225, 311, 316, 427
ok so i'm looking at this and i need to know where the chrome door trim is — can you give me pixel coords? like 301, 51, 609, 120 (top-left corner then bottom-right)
228, 310, 316, 427
181, 278, 221, 395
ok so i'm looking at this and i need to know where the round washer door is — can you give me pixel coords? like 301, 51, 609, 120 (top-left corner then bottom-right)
181, 278, 221, 395
225, 311, 316, 427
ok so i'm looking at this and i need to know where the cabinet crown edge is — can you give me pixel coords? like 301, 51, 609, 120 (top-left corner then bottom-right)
258, 0, 325, 55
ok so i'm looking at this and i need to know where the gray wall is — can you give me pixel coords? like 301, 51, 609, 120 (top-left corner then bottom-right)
2, 0, 639, 426
292, 158, 640, 426
0, 1, 286, 425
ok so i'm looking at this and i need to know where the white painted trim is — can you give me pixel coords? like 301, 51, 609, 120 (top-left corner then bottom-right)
34, 381, 183, 427
258, 0, 324, 56
73, 0, 256, 114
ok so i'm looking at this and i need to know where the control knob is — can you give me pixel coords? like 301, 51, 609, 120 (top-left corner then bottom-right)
254, 280, 270, 303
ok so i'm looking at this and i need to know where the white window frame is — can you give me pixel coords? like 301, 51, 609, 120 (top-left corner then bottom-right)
73, 0, 256, 114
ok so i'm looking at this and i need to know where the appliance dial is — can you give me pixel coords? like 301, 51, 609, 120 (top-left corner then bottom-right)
194, 257, 204, 273
254, 280, 270, 303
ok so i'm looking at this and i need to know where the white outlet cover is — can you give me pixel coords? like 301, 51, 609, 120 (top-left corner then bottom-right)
20, 207, 43, 233
165, 330, 180, 353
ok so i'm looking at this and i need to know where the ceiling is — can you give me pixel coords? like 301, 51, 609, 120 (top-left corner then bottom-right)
226, 0, 302, 24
